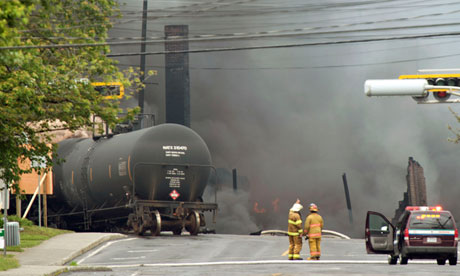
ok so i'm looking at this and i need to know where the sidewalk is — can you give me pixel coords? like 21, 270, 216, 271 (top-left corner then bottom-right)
0, 232, 126, 276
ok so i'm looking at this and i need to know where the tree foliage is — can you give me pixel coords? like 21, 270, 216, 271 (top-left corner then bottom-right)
0, 0, 137, 187
448, 107, 460, 144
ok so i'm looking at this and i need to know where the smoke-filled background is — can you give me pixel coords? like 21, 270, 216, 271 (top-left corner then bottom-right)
110, 0, 460, 237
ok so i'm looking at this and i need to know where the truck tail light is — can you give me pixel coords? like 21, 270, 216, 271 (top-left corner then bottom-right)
454, 229, 458, 247
404, 228, 409, 245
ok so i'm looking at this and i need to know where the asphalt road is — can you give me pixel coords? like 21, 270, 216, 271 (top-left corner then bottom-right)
60, 234, 460, 276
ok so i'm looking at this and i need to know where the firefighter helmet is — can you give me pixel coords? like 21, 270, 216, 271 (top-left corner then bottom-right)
309, 203, 318, 212
290, 203, 303, 212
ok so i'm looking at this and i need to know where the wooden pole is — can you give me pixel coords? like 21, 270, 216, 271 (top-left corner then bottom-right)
16, 194, 21, 218
43, 175, 47, 227
38, 172, 41, 227
3, 180, 8, 256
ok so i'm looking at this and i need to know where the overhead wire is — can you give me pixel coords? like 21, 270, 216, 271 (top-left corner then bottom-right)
105, 31, 460, 57
116, 36, 460, 67
9, 0, 460, 69
106, 20, 460, 41
114, 0, 459, 21
6, 18, 460, 51
33, 3, 460, 49
14, 0, 460, 46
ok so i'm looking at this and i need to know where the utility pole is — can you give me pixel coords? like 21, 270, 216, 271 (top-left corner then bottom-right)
139, 0, 148, 121
37, 171, 41, 227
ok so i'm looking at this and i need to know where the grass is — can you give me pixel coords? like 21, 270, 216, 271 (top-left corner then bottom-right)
0, 254, 19, 271
17, 224, 71, 249
0, 216, 71, 271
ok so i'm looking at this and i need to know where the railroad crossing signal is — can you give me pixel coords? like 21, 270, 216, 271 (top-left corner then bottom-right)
398, 74, 460, 102
91, 82, 124, 100
365, 74, 460, 104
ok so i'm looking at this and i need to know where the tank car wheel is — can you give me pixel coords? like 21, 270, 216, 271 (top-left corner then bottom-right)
185, 210, 200, 236
150, 210, 162, 236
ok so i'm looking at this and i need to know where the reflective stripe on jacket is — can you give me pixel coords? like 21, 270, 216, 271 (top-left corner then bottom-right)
304, 213, 323, 238
288, 211, 302, 236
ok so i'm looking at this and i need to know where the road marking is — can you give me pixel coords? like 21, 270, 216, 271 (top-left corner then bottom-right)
130, 271, 140, 276
77, 237, 138, 265
112, 256, 146, 261
102, 259, 438, 268
128, 250, 158, 253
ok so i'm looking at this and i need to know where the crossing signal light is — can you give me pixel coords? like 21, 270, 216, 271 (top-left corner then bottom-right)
91, 82, 124, 100
432, 78, 450, 101
447, 78, 458, 86
399, 74, 460, 102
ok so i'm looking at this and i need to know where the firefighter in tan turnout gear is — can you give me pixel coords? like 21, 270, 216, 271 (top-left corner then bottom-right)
287, 199, 303, 260
304, 203, 323, 260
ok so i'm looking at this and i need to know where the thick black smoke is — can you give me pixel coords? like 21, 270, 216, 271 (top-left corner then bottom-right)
114, 0, 460, 237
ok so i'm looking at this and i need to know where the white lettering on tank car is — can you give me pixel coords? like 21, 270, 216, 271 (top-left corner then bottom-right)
165, 176, 185, 188
166, 168, 185, 176
118, 160, 127, 176
162, 145, 188, 150
165, 168, 185, 188
163, 145, 188, 157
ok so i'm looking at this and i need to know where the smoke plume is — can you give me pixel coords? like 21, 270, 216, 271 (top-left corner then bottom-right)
114, 1, 460, 237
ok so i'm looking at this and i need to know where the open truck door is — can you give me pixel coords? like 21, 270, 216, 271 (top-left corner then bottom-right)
365, 211, 395, 254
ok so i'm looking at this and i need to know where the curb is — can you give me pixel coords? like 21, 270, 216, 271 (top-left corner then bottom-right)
46, 266, 112, 276
57, 233, 127, 266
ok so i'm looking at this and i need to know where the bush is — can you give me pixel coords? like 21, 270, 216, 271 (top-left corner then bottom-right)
0, 216, 34, 228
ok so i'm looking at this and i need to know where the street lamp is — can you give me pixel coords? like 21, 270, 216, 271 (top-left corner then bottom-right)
364, 79, 460, 104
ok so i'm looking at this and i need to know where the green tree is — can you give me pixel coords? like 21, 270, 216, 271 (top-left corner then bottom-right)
0, 0, 137, 189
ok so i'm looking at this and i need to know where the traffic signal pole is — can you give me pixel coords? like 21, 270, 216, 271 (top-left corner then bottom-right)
364, 78, 460, 103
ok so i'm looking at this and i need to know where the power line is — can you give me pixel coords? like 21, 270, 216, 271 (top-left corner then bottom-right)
114, 38, 460, 70
20, 19, 460, 45
12, 2, 460, 47
106, 20, 460, 41
5, 22, 460, 51
111, 6, 460, 36
106, 32, 460, 57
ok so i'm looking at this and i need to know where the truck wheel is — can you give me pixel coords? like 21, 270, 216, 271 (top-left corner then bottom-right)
448, 257, 457, 266
437, 259, 446, 265
150, 210, 162, 236
388, 255, 398, 265
185, 210, 200, 236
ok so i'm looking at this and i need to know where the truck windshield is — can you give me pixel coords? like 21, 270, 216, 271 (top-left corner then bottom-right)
408, 212, 454, 229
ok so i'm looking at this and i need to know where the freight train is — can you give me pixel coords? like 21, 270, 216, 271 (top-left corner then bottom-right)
43, 123, 217, 235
